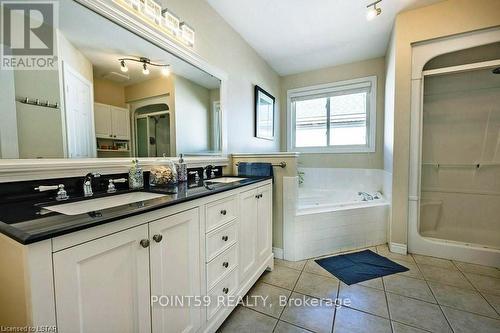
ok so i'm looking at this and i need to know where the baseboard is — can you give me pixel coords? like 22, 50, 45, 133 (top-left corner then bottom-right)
273, 247, 283, 259
389, 242, 407, 255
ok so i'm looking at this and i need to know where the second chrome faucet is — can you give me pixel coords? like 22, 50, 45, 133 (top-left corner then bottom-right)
83, 173, 101, 197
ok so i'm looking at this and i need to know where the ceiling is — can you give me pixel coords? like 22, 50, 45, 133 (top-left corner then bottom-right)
206, 0, 443, 76
59, 0, 220, 89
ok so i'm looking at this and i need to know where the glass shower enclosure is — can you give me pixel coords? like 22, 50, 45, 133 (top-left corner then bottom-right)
135, 103, 171, 157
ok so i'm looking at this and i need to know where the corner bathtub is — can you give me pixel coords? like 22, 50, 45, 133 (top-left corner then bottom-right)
298, 188, 388, 215
282, 168, 391, 261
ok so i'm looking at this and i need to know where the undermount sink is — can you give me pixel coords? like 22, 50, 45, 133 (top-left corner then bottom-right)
205, 177, 247, 184
41, 192, 166, 216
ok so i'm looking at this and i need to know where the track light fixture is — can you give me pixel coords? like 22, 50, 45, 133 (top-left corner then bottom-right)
142, 63, 150, 75
366, 0, 382, 21
118, 57, 170, 76
120, 60, 128, 72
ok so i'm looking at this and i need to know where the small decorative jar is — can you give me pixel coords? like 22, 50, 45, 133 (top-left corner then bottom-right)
149, 160, 178, 187
129, 159, 144, 189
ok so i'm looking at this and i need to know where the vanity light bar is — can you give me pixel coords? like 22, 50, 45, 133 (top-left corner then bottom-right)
162, 9, 181, 36
180, 22, 195, 47
116, 0, 195, 48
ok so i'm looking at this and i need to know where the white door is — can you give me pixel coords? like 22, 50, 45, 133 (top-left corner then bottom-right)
239, 189, 258, 284
63, 63, 96, 158
257, 185, 273, 263
150, 208, 202, 333
53, 225, 151, 333
94, 103, 112, 139
112, 106, 130, 140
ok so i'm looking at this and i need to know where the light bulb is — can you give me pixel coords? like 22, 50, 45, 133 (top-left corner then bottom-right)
161, 66, 171, 76
142, 63, 150, 75
120, 60, 128, 72
366, 7, 381, 20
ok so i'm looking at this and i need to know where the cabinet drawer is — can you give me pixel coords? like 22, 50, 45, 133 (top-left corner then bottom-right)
206, 196, 238, 232
207, 268, 239, 320
207, 244, 238, 290
206, 220, 238, 262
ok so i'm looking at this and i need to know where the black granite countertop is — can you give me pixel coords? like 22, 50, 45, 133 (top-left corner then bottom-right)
0, 177, 271, 245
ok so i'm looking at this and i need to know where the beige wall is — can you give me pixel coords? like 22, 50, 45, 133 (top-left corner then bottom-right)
0, 234, 29, 326
57, 32, 93, 83
159, 0, 281, 153
94, 79, 126, 108
280, 57, 386, 169
124, 76, 172, 103
387, 0, 500, 245
175, 75, 211, 153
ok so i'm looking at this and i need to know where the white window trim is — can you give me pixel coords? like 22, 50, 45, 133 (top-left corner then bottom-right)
286, 76, 377, 154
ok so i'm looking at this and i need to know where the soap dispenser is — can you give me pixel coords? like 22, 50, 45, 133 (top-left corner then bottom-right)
177, 154, 188, 182
129, 159, 144, 190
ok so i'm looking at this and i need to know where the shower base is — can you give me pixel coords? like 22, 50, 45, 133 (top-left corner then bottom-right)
420, 226, 499, 250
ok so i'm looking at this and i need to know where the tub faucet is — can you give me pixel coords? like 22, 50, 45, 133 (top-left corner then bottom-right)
358, 192, 373, 201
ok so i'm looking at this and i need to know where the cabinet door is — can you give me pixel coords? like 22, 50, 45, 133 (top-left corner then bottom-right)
239, 189, 258, 284
111, 106, 130, 140
150, 208, 202, 333
53, 225, 151, 333
94, 103, 112, 138
257, 185, 273, 263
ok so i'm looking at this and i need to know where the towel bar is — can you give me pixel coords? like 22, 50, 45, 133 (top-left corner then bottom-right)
235, 161, 287, 168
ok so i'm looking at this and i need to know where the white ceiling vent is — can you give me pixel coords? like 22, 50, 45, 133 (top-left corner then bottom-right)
101, 71, 130, 83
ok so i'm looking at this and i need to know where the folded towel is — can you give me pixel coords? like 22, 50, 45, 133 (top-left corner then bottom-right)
237, 162, 273, 179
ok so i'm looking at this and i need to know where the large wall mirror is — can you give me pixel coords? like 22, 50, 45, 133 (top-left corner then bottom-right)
0, 0, 222, 160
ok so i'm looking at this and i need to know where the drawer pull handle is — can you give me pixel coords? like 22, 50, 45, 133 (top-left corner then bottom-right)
220, 209, 227, 216
222, 262, 229, 268
152, 234, 163, 243
255, 194, 263, 199
222, 235, 229, 242
140, 239, 150, 248
222, 287, 229, 294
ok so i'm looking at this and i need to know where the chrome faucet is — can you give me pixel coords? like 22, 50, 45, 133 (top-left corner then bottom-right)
107, 178, 127, 193
189, 171, 200, 182
358, 192, 374, 201
83, 173, 101, 197
35, 184, 69, 201
203, 165, 215, 180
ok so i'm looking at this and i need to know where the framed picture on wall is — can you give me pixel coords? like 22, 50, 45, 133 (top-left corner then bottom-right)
254, 85, 275, 140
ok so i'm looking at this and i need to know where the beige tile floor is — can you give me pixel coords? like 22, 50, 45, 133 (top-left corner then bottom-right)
217, 245, 500, 333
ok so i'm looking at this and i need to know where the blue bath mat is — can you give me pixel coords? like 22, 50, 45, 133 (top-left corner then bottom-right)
315, 250, 409, 285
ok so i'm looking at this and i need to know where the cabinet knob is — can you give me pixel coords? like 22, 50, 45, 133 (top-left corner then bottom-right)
109, 134, 113, 138
220, 209, 227, 216
222, 287, 229, 294
114, 135, 117, 138
255, 194, 263, 199
222, 262, 229, 268
222, 235, 229, 242
152, 234, 163, 243
140, 239, 150, 248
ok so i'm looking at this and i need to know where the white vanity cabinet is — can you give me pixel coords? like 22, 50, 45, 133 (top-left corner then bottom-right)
150, 208, 203, 333
53, 208, 202, 333
239, 185, 273, 285
3, 180, 273, 333
94, 103, 130, 140
53, 224, 152, 333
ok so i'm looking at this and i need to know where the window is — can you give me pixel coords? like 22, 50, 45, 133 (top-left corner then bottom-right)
287, 76, 376, 153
